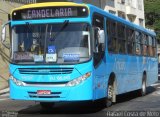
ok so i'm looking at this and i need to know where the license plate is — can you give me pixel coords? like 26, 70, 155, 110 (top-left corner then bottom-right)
37, 90, 51, 95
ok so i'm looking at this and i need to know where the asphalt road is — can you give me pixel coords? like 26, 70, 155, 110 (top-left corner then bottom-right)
0, 81, 160, 117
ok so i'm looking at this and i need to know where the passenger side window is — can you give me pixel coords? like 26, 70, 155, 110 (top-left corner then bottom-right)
117, 23, 126, 54
152, 37, 157, 57
126, 28, 134, 54
135, 31, 141, 55
142, 34, 148, 56
92, 13, 105, 67
148, 36, 153, 56
107, 19, 117, 53
93, 14, 105, 52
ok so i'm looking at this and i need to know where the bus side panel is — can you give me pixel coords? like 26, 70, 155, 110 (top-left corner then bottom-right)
106, 54, 144, 95
93, 55, 109, 100
147, 57, 158, 86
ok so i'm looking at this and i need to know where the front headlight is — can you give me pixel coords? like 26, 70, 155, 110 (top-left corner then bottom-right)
66, 72, 91, 87
10, 76, 25, 86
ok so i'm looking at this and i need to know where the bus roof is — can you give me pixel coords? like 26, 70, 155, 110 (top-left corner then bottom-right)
87, 4, 156, 37
11, 2, 88, 13
11, 2, 156, 37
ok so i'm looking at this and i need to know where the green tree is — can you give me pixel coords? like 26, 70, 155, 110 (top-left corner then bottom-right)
144, 0, 160, 41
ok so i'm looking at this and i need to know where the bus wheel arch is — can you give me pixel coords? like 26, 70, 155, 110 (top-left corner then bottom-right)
106, 73, 117, 107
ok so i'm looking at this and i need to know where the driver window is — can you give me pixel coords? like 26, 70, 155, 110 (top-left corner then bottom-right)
92, 13, 105, 52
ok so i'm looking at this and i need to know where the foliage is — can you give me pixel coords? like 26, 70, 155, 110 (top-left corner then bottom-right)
144, 0, 160, 41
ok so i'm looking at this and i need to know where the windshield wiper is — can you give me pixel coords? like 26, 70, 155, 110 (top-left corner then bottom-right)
25, 22, 40, 40
50, 20, 69, 41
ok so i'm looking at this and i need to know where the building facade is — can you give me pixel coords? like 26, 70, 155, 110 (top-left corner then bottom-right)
104, 0, 145, 27
37, 0, 145, 27
66, 0, 145, 27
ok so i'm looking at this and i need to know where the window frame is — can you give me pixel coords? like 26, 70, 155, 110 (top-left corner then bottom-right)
117, 22, 127, 54
135, 31, 142, 55
126, 27, 135, 55
107, 18, 118, 53
141, 33, 149, 56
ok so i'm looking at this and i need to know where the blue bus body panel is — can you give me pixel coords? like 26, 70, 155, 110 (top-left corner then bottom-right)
88, 4, 157, 95
10, 78, 93, 101
9, 4, 158, 102
10, 61, 94, 101
10, 15, 96, 101
105, 53, 158, 95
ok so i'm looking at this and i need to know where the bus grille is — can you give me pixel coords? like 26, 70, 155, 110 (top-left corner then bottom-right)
28, 92, 61, 98
18, 68, 74, 75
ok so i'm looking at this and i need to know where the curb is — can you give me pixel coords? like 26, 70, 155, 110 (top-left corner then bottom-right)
0, 88, 9, 96
0, 91, 9, 96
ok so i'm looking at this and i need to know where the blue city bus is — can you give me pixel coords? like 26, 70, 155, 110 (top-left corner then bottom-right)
1, 2, 158, 108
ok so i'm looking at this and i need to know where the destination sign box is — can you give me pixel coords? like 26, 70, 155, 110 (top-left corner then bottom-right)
12, 6, 88, 20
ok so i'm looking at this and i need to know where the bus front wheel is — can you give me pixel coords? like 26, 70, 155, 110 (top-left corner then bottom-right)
105, 79, 116, 107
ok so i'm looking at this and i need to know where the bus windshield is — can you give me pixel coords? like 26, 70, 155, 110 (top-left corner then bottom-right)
11, 23, 91, 64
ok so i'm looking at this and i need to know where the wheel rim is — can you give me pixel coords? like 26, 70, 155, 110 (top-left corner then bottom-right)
108, 85, 113, 100
142, 80, 146, 95
106, 84, 113, 107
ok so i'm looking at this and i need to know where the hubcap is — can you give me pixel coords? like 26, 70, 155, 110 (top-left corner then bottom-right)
108, 85, 113, 100
142, 80, 146, 94
106, 84, 113, 107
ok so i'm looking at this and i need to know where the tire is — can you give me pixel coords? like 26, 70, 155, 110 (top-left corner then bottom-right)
105, 80, 115, 107
40, 102, 55, 109
139, 75, 147, 96
141, 78, 147, 96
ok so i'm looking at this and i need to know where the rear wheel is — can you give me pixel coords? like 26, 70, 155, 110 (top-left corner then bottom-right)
40, 102, 55, 109
141, 77, 147, 96
139, 74, 147, 96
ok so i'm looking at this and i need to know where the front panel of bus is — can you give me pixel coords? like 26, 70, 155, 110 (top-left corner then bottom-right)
9, 4, 94, 101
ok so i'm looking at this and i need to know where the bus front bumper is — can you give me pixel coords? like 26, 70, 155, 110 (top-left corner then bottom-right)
9, 78, 93, 102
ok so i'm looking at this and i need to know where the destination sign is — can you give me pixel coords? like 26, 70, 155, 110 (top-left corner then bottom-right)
12, 6, 88, 20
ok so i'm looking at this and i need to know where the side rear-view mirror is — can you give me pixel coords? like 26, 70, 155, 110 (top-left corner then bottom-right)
1, 26, 6, 43
1, 21, 11, 49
